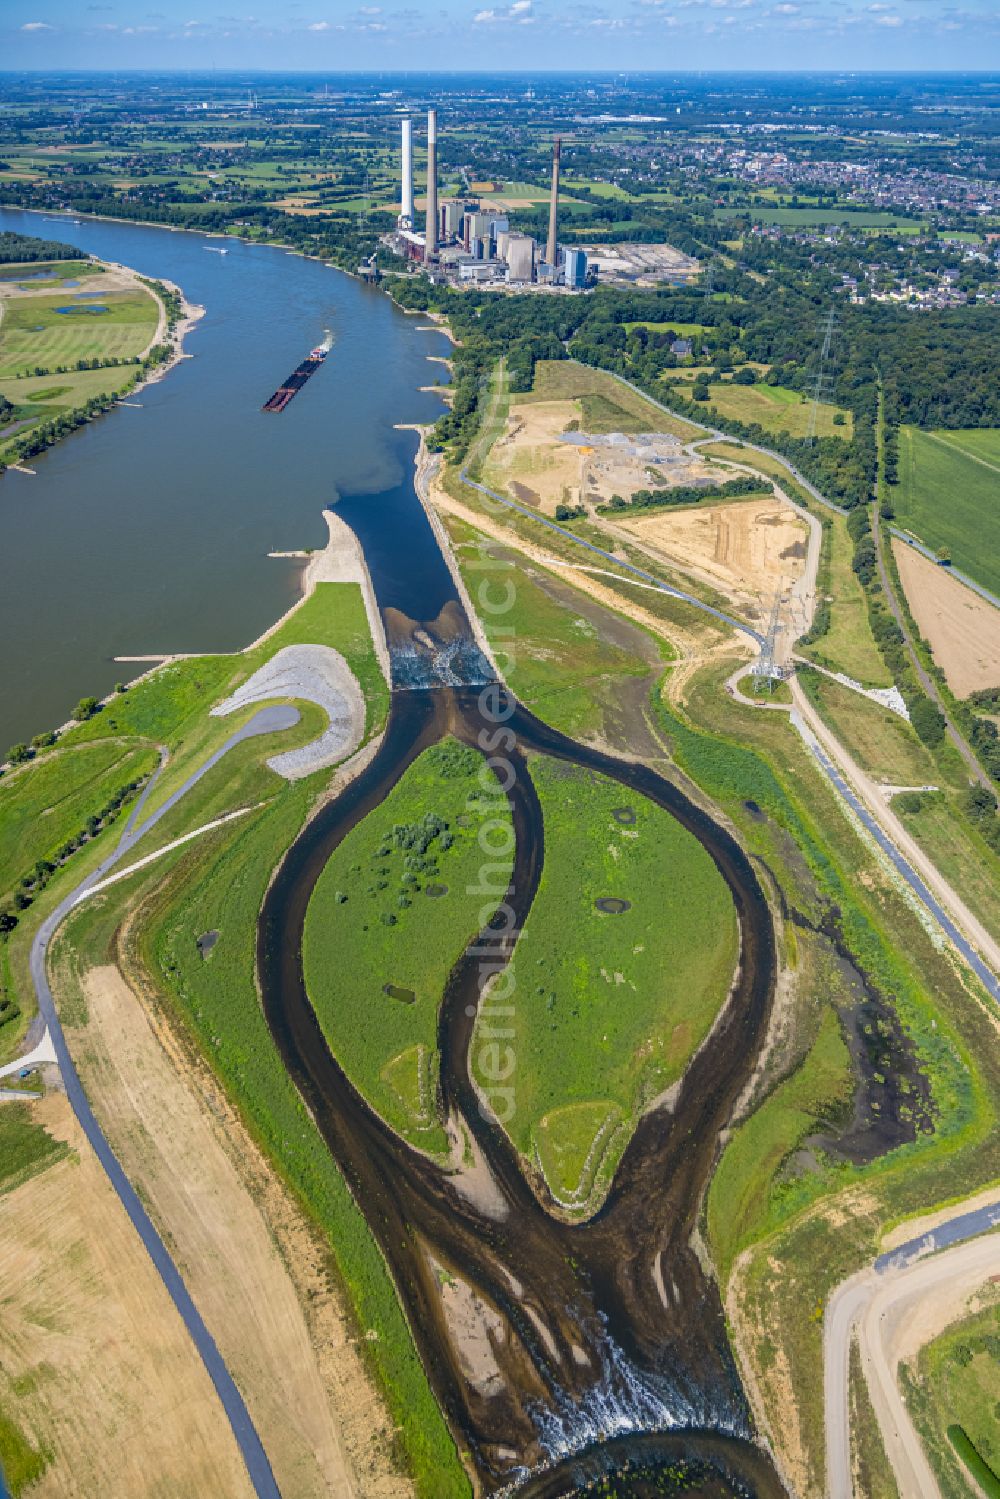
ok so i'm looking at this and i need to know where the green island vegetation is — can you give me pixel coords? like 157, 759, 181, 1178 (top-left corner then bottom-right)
901, 1298, 1000, 1499
303, 738, 514, 1154
893, 425, 1000, 598
471, 754, 738, 1209
3, 578, 466, 1497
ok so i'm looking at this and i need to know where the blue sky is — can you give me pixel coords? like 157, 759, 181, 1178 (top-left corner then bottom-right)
3, 0, 998, 71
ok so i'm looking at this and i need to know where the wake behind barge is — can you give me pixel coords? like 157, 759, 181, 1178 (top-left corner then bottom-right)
262, 338, 331, 413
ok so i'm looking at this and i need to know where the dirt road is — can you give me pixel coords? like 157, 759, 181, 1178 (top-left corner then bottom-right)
825, 1228, 1000, 1499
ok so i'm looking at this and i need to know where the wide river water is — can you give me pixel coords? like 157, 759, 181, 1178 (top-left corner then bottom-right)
0, 204, 453, 745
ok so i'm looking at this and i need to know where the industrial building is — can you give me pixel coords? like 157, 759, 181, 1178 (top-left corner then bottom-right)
387, 119, 602, 292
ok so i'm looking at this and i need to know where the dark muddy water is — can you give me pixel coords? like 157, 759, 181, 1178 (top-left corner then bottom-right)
0, 205, 453, 744
259, 680, 783, 1496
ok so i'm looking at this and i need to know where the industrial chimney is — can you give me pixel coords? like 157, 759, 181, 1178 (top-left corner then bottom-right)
546, 136, 561, 268
400, 117, 413, 227
424, 109, 438, 261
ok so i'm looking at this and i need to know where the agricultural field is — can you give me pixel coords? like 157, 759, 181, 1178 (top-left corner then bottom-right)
303, 739, 514, 1153
895, 426, 1000, 599
472, 754, 738, 1209
894, 538, 1000, 697
716, 206, 925, 230
705, 380, 853, 440
904, 1297, 1000, 1499
0, 258, 161, 462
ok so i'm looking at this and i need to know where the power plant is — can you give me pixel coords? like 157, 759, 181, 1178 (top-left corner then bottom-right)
388, 112, 598, 292
424, 109, 438, 262
399, 116, 413, 228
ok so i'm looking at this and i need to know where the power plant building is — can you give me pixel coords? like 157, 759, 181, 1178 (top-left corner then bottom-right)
505, 233, 536, 283
564, 248, 588, 288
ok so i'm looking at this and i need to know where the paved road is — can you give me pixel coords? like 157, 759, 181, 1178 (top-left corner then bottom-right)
826, 1222, 1000, 1499
873, 501, 989, 788
876, 1199, 1000, 1273
796, 712, 1000, 1004
27, 704, 298, 1499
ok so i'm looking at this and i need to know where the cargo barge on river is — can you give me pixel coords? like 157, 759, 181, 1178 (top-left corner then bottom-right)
262, 334, 332, 413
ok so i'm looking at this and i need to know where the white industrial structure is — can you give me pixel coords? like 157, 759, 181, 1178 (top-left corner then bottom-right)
399, 116, 413, 228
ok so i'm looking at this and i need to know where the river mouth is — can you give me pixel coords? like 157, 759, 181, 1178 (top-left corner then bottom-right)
257, 680, 780, 1493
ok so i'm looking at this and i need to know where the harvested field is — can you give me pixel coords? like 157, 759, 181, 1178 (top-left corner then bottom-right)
618, 496, 808, 621
68, 963, 400, 1499
894, 539, 1000, 698
0, 1092, 256, 1499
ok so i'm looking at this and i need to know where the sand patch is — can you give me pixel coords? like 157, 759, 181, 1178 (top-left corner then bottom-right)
69, 964, 410, 1499
894, 539, 1000, 697
0, 1092, 255, 1499
618, 497, 808, 618
482, 399, 583, 515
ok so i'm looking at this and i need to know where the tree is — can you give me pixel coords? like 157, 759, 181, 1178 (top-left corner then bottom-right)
73, 696, 99, 721
733, 365, 757, 385
6, 743, 30, 765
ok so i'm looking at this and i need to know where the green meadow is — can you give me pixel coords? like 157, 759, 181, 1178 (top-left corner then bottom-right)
895, 425, 1000, 597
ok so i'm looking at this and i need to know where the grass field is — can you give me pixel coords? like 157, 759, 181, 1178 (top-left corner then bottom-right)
0, 1101, 70, 1197
445, 520, 664, 744
0, 742, 158, 907
303, 740, 513, 1152
715, 206, 923, 230
528, 359, 706, 441
798, 669, 939, 786
895, 426, 1000, 598
0, 289, 158, 378
706, 381, 853, 440
904, 1299, 1000, 1499
0, 1409, 48, 1497
473, 754, 738, 1208
895, 790, 1000, 946
624, 320, 709, 337
800, 514, 893, 687
708, 1005, 852, 1281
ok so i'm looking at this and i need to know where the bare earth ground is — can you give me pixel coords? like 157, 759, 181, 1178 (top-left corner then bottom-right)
68, 962, 411, 1499
617, 497, 809, 625
481, 398, 583, 513
481, 396, 716, 517
894, 538, 1000, 697
0, 1092, 256, 1499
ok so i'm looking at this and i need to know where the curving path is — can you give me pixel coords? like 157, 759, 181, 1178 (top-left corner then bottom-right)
825, 1218, 1000, 1499
27, 704, 299, 1499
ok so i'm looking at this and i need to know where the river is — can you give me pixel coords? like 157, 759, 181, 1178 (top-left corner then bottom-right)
0, 204, 453, 745
1, 206, 782, 1494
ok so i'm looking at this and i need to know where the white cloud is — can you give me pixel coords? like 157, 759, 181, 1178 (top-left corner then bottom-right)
474, 0, 531, 19
876, 12, 903, 22
20, 20, 53, 29
307, 18, 331, 26
771, 4, 798, 12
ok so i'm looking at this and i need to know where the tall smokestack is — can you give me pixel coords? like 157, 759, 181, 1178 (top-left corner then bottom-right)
546, 136, 561, 268
400, 117, 413, 227
424, 109, 438, 261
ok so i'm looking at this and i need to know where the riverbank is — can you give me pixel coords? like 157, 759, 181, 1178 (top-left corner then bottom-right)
0, 247, 203, 477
